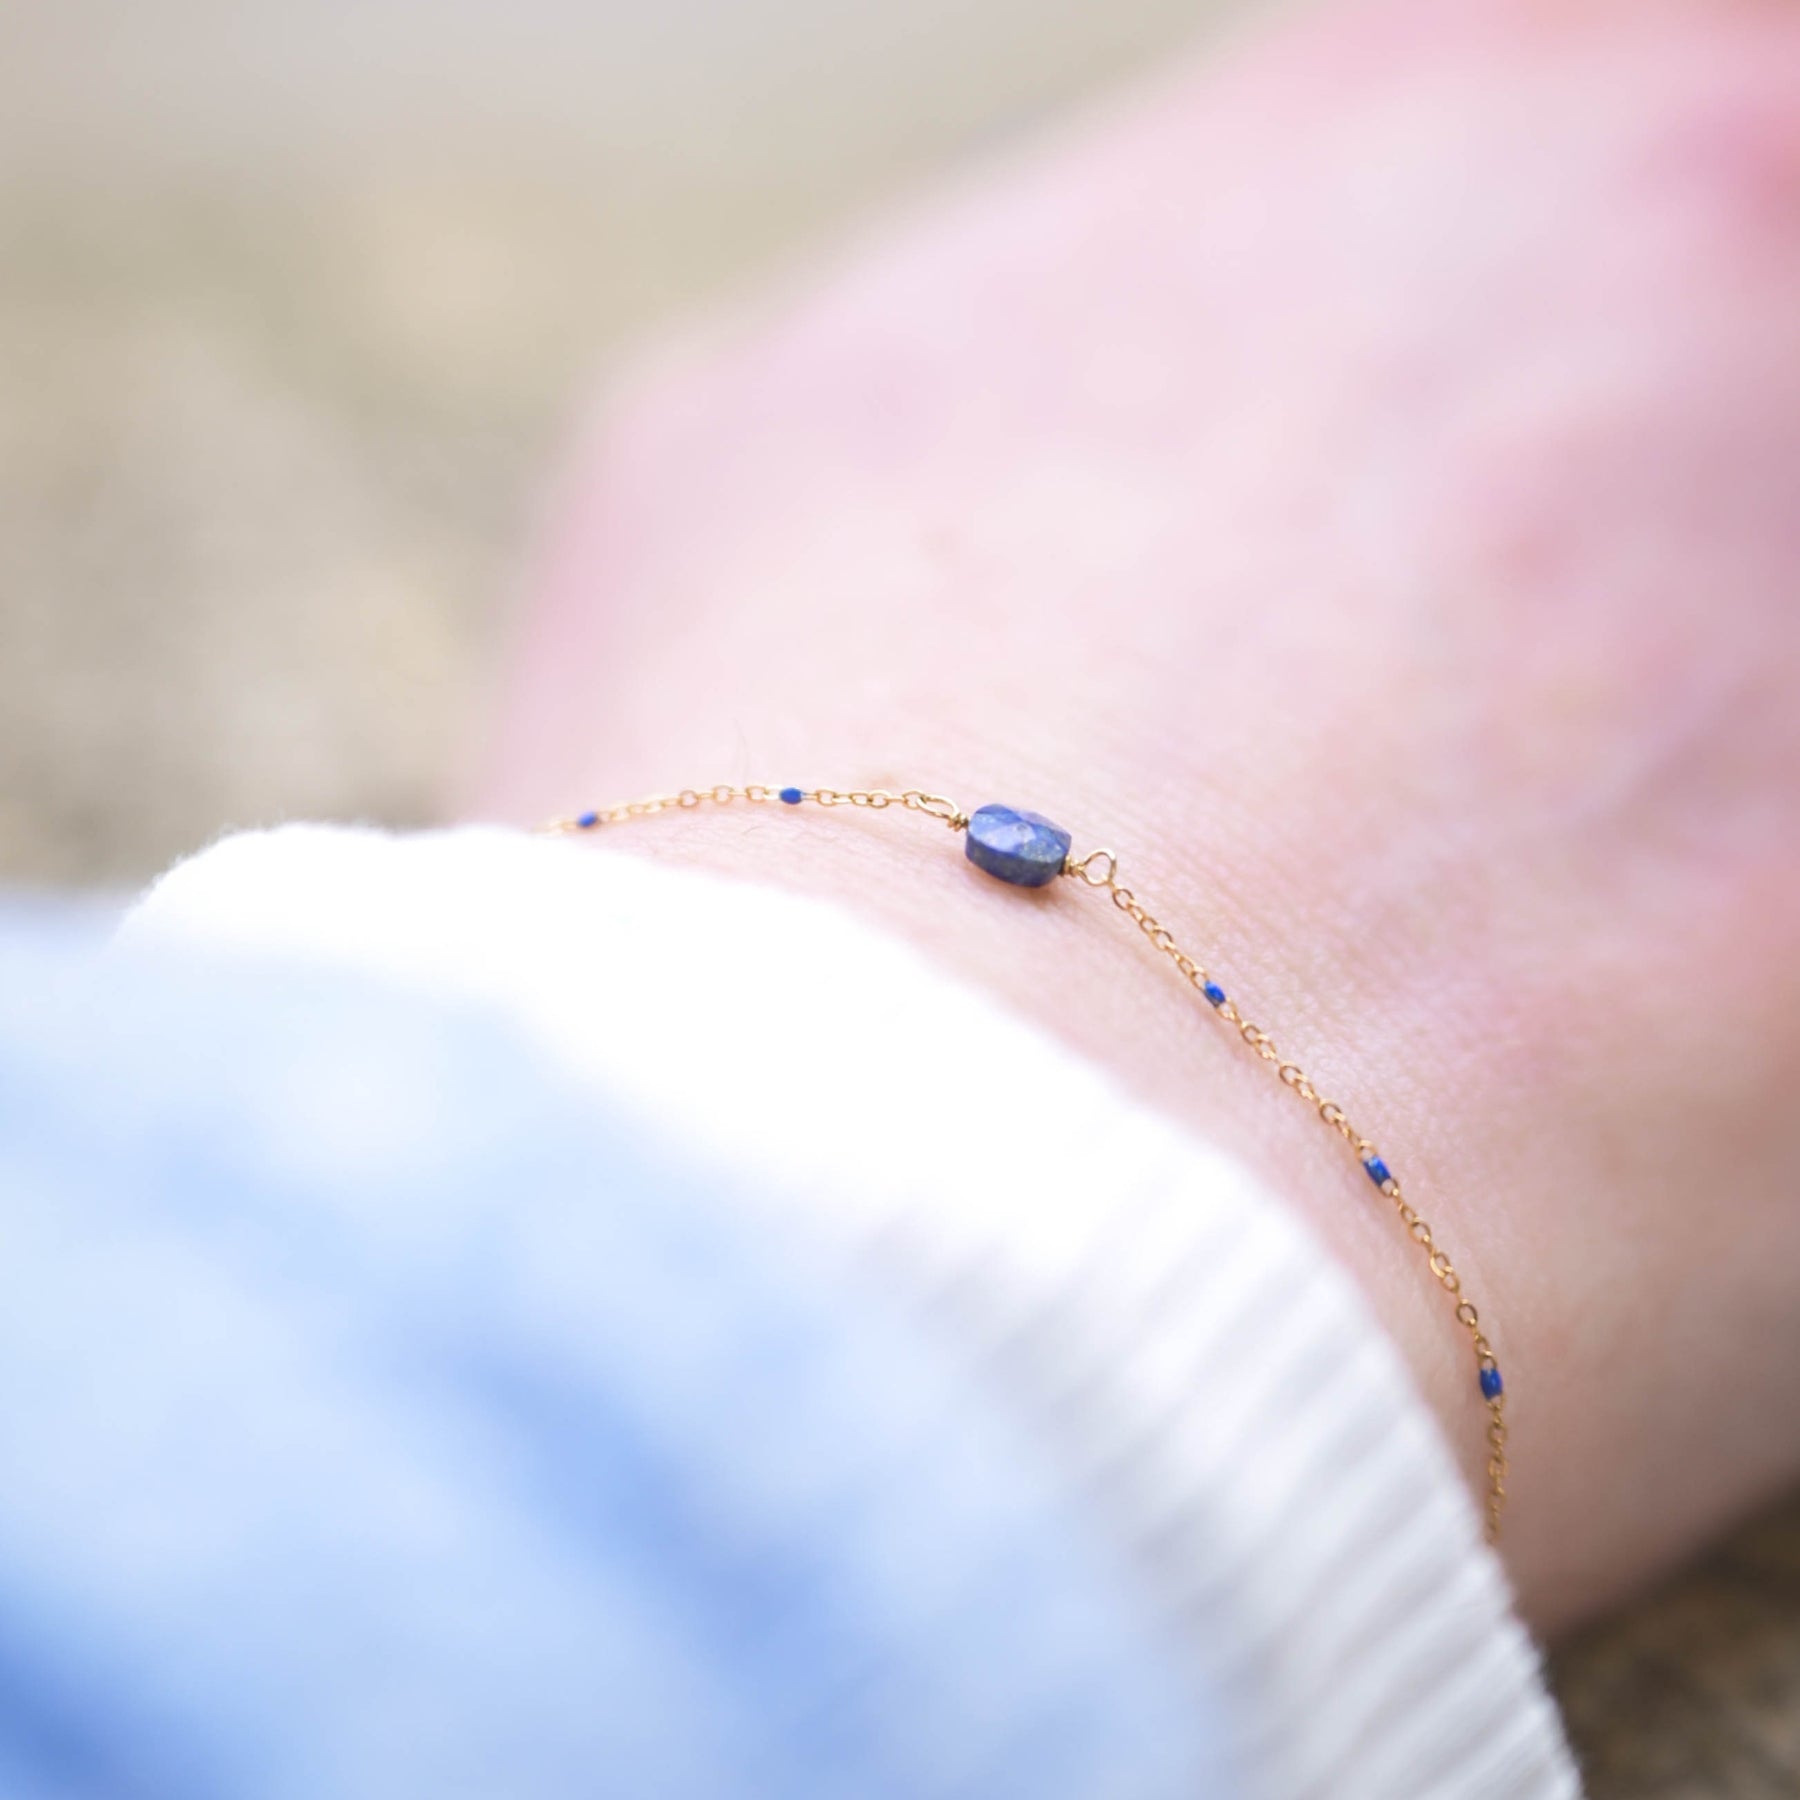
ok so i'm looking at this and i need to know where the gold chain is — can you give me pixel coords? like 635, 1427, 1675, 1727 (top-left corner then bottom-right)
540, 781, 1509, 1544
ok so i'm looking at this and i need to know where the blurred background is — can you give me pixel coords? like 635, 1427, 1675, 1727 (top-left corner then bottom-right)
1, 0, 1796, 1791
0, 0, 1228, 888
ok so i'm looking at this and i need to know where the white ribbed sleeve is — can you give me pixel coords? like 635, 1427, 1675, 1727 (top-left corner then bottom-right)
122, 824, 1580, 1800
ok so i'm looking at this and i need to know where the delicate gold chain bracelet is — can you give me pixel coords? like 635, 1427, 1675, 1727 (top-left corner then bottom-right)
540, 781, 1510, 1543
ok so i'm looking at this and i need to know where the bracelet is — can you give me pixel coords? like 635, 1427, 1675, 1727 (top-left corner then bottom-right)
541, 781, 1510, 1543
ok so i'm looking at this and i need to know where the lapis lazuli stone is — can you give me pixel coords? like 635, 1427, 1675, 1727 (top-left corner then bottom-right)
576, 811, 599, 830
964, 803, 1072, 888
1202, 981, 1227, 1007
778, 787, 804, 805
1363, 1156, 1392, 1187
1480, 1365, 1504, 1401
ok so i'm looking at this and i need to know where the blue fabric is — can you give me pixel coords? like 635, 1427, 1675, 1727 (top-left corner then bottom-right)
0, 917, 1227, 1800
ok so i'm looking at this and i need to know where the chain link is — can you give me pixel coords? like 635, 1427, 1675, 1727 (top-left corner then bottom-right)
540, 785, 978, 831
542, 780, 1509, 1544
1060, 838, 1507, 1543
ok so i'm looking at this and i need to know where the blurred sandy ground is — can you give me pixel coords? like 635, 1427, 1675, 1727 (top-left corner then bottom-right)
2, 1, 1798, 1791
0, 0, 1237, 887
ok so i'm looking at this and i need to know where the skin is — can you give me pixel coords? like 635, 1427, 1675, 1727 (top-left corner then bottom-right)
476, 0, 1800, 1638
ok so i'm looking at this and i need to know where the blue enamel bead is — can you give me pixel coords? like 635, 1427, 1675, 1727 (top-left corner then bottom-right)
576, 811, 599, 830
964, 803, 1072, 889
1363, 1156, 1392, 1187
1202, 981, 1227, 1007
1480, 1365, 1504, 1401
778, 787, 805, 805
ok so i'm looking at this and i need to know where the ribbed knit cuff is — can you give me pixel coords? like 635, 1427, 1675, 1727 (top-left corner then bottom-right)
125, 824, 1580, 1800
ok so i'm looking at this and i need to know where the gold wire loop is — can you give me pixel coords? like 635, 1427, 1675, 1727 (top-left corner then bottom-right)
902, 790, 963, 823
1067, 847, 1119, 887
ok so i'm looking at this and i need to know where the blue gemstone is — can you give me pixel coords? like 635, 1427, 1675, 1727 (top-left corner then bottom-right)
1202, 981, 1227, 1007
964, 803, 1072, 888
778, 787, 804, 805
1480, 1365, 1504, 1401
1363, 1156, 1392, 1187
576, 811, 599, 830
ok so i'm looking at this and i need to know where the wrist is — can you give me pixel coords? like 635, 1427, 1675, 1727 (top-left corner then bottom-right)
481, 724, 1535, 1586
471, 0, 1800, 1641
